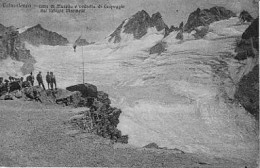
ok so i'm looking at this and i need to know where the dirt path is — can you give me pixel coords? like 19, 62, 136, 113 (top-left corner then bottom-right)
0, 100, 253, 167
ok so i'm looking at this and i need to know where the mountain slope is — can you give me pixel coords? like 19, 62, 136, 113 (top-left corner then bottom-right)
234, 18, 259, 119
20, 24, 69, 46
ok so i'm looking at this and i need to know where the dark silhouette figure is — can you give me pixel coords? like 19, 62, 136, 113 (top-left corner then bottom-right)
26, 72, 34, 86
36, 71, 46, 90
50, 72, 57, 90
46, 72, 51, 89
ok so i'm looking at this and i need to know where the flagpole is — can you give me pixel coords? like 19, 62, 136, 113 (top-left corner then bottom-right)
82, 45, 84, 84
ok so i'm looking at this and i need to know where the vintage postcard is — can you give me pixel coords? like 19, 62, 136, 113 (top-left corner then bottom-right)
0, 0, 258, 167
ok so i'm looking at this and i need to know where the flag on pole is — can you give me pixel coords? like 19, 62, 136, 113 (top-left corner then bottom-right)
73, 35, 81, 52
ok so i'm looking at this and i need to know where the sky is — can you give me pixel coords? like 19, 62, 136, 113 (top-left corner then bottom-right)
0, 0, 258, 42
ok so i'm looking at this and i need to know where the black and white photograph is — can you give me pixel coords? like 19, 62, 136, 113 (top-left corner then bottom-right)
0, 0, 259, 167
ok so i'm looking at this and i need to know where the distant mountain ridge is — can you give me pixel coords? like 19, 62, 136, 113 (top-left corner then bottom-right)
108, 6, 237, 44
20, 24, 69, 46
108, 10, 170, 43
184, 6, 236, 32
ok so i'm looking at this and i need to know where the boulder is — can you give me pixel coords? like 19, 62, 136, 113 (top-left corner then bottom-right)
66, 83, 97, 98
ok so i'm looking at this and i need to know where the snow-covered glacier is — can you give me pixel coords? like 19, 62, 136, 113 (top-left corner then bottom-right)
6, 17, 258, 162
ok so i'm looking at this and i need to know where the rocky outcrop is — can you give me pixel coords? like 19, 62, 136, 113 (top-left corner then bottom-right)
234, 65, 259, 119
20, 24, 69, 46
235, 18, 258, 60
176, 31, 184, 40
234, 18, 259, 120
164, 22, 183, 37
108, 10, 168, 43
239, 10, 254, 23
67, 84, 128, 143
0, 23, 35, 73
150, 12, 168, 31
184, 7, 236, 32
149, 42, 166, 55
66, 83, 98, 98
74, 38, 94, 46
192, 26, 209, 39
143, 143, 185, 153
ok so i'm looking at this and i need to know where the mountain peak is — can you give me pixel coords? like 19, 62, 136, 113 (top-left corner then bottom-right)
34, 24, 43, 29
151, 12, 162, 19
108, 10, 168, 43
184, 6, 236, 32
20, 24, 69, 46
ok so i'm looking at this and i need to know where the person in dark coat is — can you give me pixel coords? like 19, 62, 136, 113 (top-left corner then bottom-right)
50, 72, 57, 90
36, 71, 45, 90
26, 72, 34, 86
0, 77, 4, 87
46, 72, 51, 89
4, 79, 10, 93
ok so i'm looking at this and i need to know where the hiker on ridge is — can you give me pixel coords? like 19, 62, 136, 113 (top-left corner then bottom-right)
46, 72, 51, 89
36, 71, 46, 90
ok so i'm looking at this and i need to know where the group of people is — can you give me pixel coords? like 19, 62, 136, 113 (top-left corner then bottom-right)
0, 71, 57, 98
0, 76, 24, 94
26, 71, 57, 90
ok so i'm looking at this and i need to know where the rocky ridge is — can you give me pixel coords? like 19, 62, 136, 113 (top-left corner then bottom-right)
234, 18, 259, 119
20, 24, 69, 46
239, 10, 254, 23
108, 10, 172, 43
183, 6, 236, 32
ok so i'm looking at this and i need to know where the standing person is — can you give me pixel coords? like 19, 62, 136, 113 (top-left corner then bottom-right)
4, 79, 10, 93
36, 71, 45, 90
0, 77, 4, 88
46, 72, 51, 89
19, 77, 23, 90
0, 77, 4, 94
26, 72, 34, 86
50, 72, 57, 90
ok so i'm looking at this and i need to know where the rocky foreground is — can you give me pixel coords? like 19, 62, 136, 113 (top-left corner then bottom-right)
0, 83, 128, 143
0, 99, 254, 167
